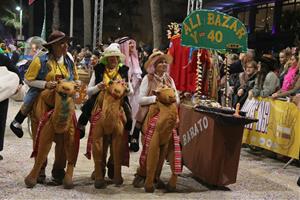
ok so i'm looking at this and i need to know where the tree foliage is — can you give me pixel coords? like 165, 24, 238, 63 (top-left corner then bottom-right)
0, 9, 21, 29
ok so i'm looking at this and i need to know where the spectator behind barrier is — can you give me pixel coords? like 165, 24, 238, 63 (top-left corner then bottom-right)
233, 61, 258, 107
248, 55, 279, 99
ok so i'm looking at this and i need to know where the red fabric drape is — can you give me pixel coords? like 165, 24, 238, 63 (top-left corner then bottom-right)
168, 34, 191, 92
29, 0, 36, 5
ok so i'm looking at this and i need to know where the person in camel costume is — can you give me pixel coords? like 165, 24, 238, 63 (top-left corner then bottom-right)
87, 80, 129, 188
117, 37, 143, 152
141, 86, 180, 192
132, 51, 182, 192
25, 81, 79, 189
78, 43, 133, 185
10, 31, 80, 185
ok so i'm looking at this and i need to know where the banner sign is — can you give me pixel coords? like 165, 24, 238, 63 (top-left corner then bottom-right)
242, 98, 300, 159
181, 9, 248, 52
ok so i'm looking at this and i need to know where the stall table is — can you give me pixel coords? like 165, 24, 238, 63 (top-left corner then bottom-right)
179, 104, 257, 186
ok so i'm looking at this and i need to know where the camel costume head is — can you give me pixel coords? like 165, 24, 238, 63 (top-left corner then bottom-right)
153, 85, 177, 105
106, 80, 129, 99
51, 81, 77, 133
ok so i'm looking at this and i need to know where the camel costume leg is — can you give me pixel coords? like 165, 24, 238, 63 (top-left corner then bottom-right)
106, 138, 114, 180
112, 131, 124, 186
144, 132, 161, 192
166, 137, 177, 192
91, 135, 109, 180
62, 122, 76, 189
30, 113, 48, 183
25, 124, 54, 188
92, 129, 106, 189
153, 142, 170, 190
30, 90, 54, 183
52, 134, 67, 184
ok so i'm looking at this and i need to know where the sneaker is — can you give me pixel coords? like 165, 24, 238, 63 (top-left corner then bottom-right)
46, 178, 63, 186
10, 120, 24, 138
297, 177, 300, 187
129, 138, 139, 152
132, 174, 145, 188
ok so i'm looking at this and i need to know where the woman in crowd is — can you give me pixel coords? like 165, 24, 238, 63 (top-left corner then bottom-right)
248, 55, 279, 98
278, 48, 292, 82
233, 60, 258, 107
272, 53, 299, 99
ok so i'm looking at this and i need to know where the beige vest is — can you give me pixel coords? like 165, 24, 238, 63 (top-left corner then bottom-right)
135, 74, 173, 127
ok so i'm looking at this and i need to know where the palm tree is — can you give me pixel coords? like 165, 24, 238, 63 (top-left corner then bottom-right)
150, 0, 162, 49
83, 0, 92, 46
52, 0, 60, 30
0, 9, 21, 30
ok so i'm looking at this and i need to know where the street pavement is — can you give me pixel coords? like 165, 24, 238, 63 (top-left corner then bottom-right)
0, 100, 299, 199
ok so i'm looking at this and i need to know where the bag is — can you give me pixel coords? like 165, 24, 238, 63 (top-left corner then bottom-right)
10, 84, 28, 102
0, 66, 19, 102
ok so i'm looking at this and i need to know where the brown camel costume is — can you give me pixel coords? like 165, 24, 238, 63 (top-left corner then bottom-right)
89, 80, 128, 189
134, 86, 181, 192
25, 81, 79, 189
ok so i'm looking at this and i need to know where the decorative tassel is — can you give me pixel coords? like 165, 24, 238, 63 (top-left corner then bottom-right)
196, 49, 203, 99
224, 60, 229, 107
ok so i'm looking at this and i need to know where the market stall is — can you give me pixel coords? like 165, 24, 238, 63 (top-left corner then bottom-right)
178, 9, 257, 186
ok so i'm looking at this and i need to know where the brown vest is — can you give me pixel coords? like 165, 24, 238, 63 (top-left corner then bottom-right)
135, 74, 173, 127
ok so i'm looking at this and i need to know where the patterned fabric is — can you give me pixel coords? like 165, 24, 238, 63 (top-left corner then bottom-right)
139, 114, 182, 175
172, 129, 182, 174
31, 109, 54, 158
103, 67, 122, 85
85, 108, 102, 159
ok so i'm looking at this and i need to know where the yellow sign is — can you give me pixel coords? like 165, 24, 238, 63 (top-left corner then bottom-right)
242, 98, 300, 159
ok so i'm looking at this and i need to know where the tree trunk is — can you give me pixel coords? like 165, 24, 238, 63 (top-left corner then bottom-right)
83, 0, 92, 46
52, 0, 60, 31
150, 0, 162, 49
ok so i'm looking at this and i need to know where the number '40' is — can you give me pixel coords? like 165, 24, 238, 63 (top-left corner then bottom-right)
207, 30, 223, 43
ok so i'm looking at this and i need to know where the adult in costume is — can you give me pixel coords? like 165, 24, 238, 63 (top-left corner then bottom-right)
10, 30, 80, 184
77, 43, 133, 137
131, 51, 179, 152
132, 51, 181, 189
10, 31, 79, 138
117, 37, 143, 150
